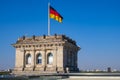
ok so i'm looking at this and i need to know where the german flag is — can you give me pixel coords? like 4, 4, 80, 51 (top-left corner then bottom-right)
50, 6, 63, 23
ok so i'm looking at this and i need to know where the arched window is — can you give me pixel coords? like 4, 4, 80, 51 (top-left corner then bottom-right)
47, 53, 53, 64
26, 54, 31, 64
36, 53, 42, 64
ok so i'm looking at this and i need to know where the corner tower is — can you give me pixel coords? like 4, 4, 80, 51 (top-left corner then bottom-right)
12, 34, 80, 75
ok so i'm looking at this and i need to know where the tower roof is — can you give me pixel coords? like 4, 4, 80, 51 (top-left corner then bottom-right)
12, 34, 80, 50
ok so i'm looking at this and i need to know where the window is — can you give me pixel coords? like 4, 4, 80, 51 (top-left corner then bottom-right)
47, 53, 53, 64
26, 54, 31, 64
36, 53, 42, 64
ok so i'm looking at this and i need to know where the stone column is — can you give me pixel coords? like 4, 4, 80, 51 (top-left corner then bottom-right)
15, 48, 24, 71
23, 50, 25, 69
73, 52, 76, 67
42, 49, 46, 71
75, 51, 78, 68
71, 50, 74, 67
31, 50, 35, 70
53, 48, 57, 67
67, 50, 70, 67
70, 52, 72, 67
42, 49, 46, 70
53, 47, 57, 71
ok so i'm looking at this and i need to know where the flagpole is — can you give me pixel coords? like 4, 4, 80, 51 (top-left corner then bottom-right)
48, 2, 50, 36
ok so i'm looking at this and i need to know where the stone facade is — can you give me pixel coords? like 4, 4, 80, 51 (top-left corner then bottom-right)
12, 34, 80, 75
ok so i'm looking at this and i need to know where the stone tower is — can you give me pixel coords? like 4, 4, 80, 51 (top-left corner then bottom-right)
12, 34, 80, 75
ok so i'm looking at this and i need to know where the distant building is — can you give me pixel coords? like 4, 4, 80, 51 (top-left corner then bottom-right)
12, 35, 80, 75
107, 67, 111, 72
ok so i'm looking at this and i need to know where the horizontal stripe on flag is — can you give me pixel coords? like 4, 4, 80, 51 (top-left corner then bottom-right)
50, 14, 62, 22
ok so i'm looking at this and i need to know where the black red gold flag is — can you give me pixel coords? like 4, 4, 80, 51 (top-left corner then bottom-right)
50, 6, 63, 23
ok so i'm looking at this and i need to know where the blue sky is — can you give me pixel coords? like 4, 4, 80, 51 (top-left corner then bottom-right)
0, 0, 120, 70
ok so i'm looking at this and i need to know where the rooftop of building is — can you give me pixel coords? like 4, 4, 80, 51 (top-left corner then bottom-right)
15, 34, 77, 46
